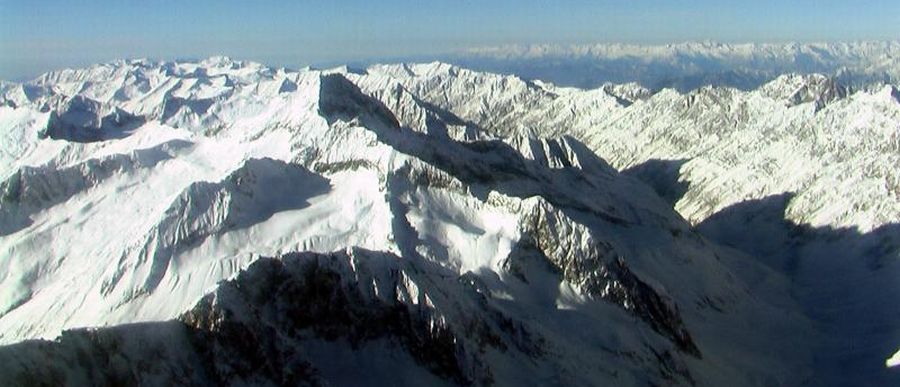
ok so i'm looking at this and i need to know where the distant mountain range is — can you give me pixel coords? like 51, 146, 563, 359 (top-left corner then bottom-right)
444, 41, 900, 91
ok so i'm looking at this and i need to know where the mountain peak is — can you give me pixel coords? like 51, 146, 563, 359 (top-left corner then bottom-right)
760, 73, 848, 109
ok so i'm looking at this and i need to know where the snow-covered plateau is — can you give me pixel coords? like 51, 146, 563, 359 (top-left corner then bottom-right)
0, 52, 898, 386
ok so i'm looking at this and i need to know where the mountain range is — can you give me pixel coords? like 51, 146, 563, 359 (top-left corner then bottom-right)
447, 41, 900, 91
0, 49, 898, 386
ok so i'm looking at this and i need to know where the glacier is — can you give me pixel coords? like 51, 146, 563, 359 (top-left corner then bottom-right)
0, 54, 897, 386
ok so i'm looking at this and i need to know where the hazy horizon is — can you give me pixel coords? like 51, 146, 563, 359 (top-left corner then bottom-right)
3, 0, 899, 81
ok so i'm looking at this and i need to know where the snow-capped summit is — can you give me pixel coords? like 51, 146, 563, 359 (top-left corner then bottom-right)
760, 73, 848, 109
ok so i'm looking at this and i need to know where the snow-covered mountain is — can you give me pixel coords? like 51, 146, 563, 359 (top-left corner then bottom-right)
0, 56, 897, 386
358, 62, 900, 385
449, 41, 900, 91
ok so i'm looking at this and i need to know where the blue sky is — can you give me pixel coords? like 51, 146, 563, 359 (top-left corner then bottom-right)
2, 0, 898, 80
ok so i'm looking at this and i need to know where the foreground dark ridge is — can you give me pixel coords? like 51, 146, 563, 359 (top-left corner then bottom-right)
0, 250, 691, 386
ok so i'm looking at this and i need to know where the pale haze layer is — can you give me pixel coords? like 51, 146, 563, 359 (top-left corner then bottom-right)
2, 0, 899, 81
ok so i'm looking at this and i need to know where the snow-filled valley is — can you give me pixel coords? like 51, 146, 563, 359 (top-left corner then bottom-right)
0, 53, 898, 386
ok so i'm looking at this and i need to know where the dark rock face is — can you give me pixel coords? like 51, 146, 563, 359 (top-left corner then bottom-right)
0, 321, 216, 387
39, 95, 145, 142
601, 258, 701, 357
785, 76, 848, 111
318, 73, 401, 129
0, 249, 553, 386
181, 252, 478, 385
522, 205, 701, 358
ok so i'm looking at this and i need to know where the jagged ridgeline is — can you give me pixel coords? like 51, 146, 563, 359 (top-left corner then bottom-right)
0, 56, 898, 386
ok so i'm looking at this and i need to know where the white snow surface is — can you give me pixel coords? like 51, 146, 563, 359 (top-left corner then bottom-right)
889, 349, 900, 368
